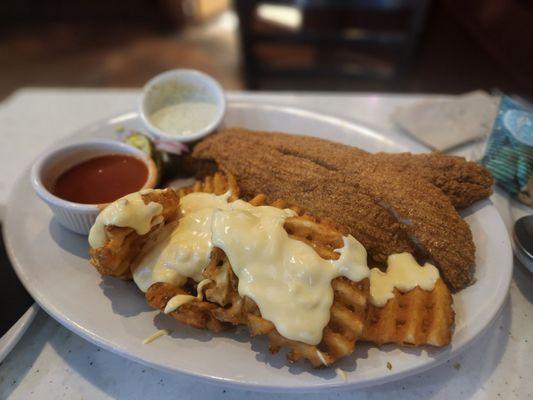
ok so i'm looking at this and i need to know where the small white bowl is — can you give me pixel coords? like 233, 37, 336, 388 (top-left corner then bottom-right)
139, 69, 226, 143
31, 139, 158, 235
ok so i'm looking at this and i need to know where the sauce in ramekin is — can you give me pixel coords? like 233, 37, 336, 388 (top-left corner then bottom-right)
52, 154, 148, 204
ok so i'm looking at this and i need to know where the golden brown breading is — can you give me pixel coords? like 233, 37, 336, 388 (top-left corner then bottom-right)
372, 152, 493, 209
192, 129, 477, 291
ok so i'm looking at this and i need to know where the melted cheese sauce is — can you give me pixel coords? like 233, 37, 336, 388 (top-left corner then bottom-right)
369, 253, 440, 307
88, 191, 163, 249
211, 205, 369, 345
132, 192, 232, 292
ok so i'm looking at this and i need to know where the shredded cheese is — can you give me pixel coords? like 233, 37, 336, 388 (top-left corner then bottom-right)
142, 329, 169, 344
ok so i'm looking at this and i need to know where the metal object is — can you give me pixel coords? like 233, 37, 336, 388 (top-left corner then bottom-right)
513, 215, 533, 272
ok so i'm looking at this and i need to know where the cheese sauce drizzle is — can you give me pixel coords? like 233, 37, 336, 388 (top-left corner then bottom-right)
88, 190, 163, 249
96, 191, 441, 347
132, 192, 232, 292
369, 253, 439, 307
211, 204, 369, 345
163, 279, 213, 314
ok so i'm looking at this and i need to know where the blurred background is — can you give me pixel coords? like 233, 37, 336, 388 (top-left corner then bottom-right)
0, 0, 532, 101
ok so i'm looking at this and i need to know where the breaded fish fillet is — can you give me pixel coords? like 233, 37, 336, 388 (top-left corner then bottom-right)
372, 152, 493, 209
196, 128, 491, 209
192, 129, 478, 291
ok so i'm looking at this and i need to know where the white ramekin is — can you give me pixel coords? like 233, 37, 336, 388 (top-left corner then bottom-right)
139, 69, 226, 143
30, 139, 158, 235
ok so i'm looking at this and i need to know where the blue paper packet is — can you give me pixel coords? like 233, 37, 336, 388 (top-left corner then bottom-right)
482, 96, 533, 205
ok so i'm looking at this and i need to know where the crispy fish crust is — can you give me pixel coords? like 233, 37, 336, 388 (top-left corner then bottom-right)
192, 129, 478, 291
144, 178, 454, 367
371, 152, 493, 210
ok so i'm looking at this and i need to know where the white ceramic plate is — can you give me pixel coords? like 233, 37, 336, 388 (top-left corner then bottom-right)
5, 103, 512, 392
0, 304, 39, 363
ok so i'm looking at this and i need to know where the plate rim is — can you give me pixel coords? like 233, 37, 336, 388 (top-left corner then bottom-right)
0, 303, 39, 363
4, 103, 513, 392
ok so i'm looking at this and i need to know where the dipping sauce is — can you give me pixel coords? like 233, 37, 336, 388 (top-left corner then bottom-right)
150, 101, 218, 135
52, 154, 148, 204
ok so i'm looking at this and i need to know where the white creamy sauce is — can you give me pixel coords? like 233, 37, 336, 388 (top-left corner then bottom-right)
369, 253, 440, 307
92, 190, 441, 347
88, 191, 163, 249
150, 102, 218, 135
132, 192, 232, 292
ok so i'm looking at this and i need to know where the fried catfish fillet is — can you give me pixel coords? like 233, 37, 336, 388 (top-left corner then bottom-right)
88, 173, 240, 279
144, 185, 455, 367
192, 128, 477, 291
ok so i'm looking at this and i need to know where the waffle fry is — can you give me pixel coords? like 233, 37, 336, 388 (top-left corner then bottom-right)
89, 188, 181, 279
363, 279, 454, 346
175, 172, 240, 200
146, 282, 227, 333
88, 173, 238, 279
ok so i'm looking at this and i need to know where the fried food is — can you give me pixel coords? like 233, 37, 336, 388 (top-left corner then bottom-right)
372, 152, 493, 210
363, 279, 454, 346
188, 128, 491, 209
146, 282, 226, 333
88, 173, 240, 279
89, 188, 181, 279
142, 179, 454, 367
191, 128, 478, 291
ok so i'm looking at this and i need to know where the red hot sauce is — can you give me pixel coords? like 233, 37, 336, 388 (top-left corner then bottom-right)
52, 154, 149, 204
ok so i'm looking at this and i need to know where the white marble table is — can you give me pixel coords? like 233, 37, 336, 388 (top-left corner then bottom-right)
0, 89, 531, 399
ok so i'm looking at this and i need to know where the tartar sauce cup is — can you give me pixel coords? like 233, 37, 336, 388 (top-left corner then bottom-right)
139, 69, 226, 143
31, 139, 157, 235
